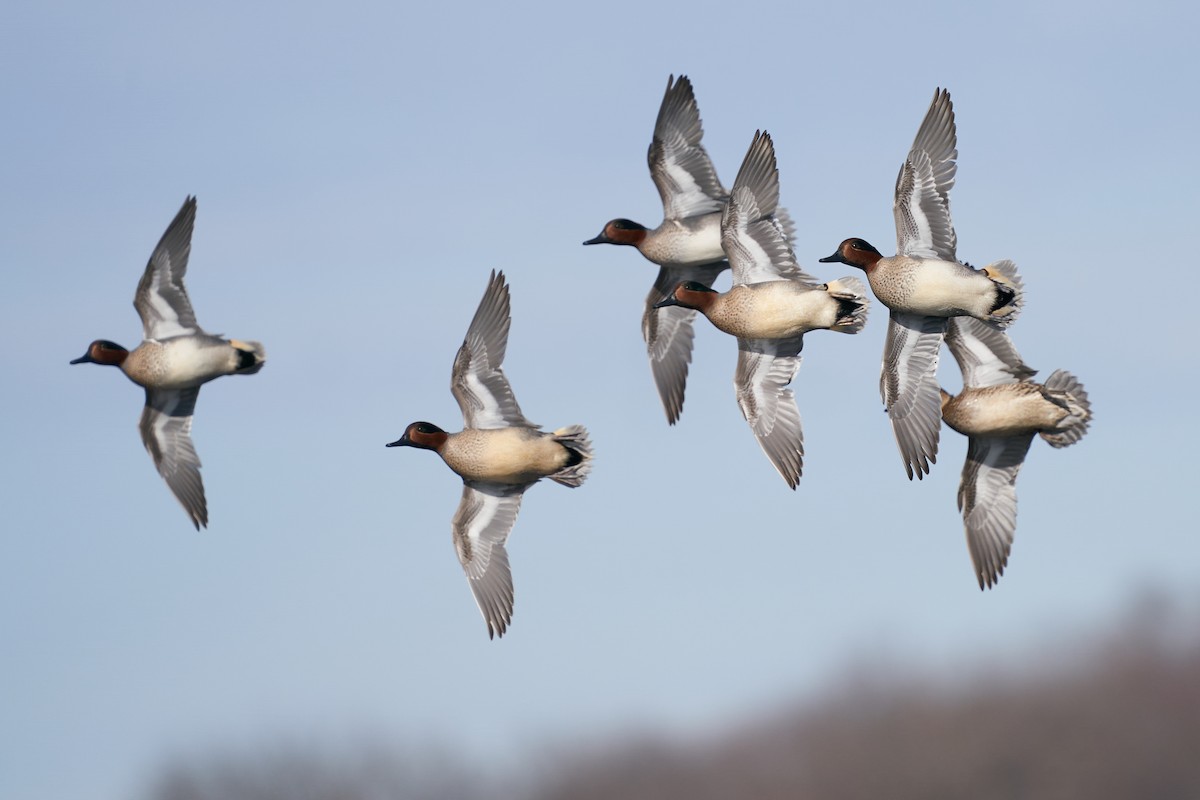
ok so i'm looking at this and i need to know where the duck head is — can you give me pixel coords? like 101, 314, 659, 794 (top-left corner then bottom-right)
583, 219, 648, 247
652, 281, 718, 311
819, 238, 883, 270
70, 340, 129, 367
387, 421, 449, 451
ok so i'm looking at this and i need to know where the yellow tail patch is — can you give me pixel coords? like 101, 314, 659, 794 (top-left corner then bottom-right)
982, 266, 1014, 287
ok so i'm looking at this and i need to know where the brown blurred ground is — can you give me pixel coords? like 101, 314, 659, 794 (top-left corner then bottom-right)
149, 597, 1200, 800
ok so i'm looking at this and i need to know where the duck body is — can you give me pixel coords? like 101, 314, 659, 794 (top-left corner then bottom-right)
101, 335, 264, 390
863, 255, 1020, 322
670, 279, 864, 341
398, 424, 589, 488
647, 213, 725, 265
594, 213, 726, 268
942, 381, 1080, 439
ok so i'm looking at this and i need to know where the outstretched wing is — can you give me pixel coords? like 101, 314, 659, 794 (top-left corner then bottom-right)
451, 270, 536, 429
894, 88, 958, 261
452, 482, 526, 639
735, 337, 805, 489
134, 196, 203, 341
959, 434, 1034, 589
881, 311, 947, 480
945, 317, 1037, 388
648, 74, 728, 221
139, 386, 207, 529
722, 130, 817, 286
642, 260, 727, 424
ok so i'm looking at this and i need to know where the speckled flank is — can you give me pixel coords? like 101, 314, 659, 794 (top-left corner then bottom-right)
438, 427, 577, 485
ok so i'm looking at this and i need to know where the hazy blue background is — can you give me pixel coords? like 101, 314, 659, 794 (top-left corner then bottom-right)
2, 1, 1196, 798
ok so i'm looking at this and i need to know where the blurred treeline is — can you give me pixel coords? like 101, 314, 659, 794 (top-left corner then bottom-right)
147, 596, 1200, 800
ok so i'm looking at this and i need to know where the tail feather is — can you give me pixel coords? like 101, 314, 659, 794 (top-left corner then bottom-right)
981, 259, 1023, 329
823, 276, 869, 334
230, 339, 267, 375
1039, 369, 1091, 448
549, 425, 593, 487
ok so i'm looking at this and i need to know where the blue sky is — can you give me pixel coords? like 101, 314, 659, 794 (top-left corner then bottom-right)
2, 1, 1197, 798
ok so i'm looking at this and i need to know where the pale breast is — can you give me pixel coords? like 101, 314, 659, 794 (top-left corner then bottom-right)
943, 385, 1065, 437
709, 282, 834, 339
442, 428, 568, 484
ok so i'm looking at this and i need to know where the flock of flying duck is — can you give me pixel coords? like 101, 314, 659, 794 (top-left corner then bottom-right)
71, 77, 1091, 638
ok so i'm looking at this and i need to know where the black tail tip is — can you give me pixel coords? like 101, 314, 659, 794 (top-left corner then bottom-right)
235, 348, 266, 374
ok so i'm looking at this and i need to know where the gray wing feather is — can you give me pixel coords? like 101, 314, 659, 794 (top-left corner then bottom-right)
894, 88, 958, 261
959, 434, 1034, 589
722, 131, 817, 286
882, 311, 947, 479
945, 317, 1037, 388
773, 206, 798, 249
139, 387, 207, 529
735, 338, 805, 489
451, 271, 536, 430
648, 75, 728, 221
453, 483, 525, 639
134, 196, 202, 341
643, 261, 727, 424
